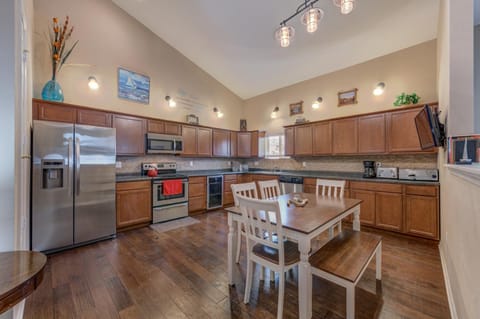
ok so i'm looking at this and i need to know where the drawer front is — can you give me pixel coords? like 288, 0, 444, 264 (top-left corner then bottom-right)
189, 196, 206, 212
116, 180, 151, 191
405, 185, 438, 197
224, 174, 239, 181
189, 176, 206, 184
189, 183, 206, 197
350, 181, 402, 193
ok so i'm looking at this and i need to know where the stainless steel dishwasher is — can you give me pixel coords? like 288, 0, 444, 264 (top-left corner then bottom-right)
207, 175, 223, 209
279, 175, 304, 194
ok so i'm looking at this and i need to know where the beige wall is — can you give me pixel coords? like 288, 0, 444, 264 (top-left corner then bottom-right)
244, 40, 437, 134
33, 0, 243, 130
437, 0, 480, 319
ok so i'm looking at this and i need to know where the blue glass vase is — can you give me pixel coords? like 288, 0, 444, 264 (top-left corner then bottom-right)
41, 79, 64, 102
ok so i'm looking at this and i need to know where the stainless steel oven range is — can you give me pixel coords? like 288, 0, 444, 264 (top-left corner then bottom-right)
142, 163, 188, 223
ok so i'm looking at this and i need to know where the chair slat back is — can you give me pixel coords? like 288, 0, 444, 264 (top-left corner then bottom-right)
316, 179, 346, 198
231, 182, 258, 207
236, 195, 284, 257
258, 179, 282, 199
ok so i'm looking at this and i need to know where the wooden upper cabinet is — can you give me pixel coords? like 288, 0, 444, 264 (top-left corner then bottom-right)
284, 127, 294, 156
164, 122, 182, 135
251, 131, 259, 157
387, 107, 424, 153
212, 130, 230, 157
113, 114, 146, 156
36, 101, 76, 123
147, 119, 165, 133
197, 128, 212, 156
312, 122, 332, 155
181, 125, 198, 156
294, 125, 313, 156
76, 109, 112, 127
358, 114, 386, 153
237, 132, 252, 157
230, 131, 238, 157
181, 125, 212, 156
332, 118, 358, 154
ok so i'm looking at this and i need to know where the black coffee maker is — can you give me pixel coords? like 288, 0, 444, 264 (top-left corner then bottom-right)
363, 161, 376, 178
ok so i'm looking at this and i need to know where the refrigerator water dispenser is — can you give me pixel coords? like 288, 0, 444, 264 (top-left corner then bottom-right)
42, 159, 64, 189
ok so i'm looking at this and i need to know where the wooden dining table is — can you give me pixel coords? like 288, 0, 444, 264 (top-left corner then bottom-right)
225, 192, 362, 319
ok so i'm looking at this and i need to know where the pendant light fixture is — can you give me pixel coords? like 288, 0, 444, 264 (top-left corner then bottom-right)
276, 0, 355, 47
301, 7, 324, 33
333, 0, 356, 15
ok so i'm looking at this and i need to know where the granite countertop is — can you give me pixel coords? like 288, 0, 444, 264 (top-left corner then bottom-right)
116, 169, 439, 185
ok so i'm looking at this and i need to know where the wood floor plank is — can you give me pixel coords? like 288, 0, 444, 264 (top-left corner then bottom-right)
24, 211, 450, 319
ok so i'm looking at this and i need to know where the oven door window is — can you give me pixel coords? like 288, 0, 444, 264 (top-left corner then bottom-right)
156, 183, 186, 201
148, 139, 174, 151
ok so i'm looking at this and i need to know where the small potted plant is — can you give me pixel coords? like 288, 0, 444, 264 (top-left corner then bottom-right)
393, 92, 420, 107
41, 16, 78, 102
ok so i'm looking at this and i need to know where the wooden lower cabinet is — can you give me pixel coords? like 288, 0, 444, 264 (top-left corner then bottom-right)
405, 194, 439, 239
303, 178, 316, 194
350, 190, 376, 226
375, 192, 403, 232
116, 181, 151, 231
188, 176, 206, 214
223, 174, 238, 206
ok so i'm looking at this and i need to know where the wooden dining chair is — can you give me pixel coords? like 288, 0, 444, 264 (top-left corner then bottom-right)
231, 182, 258, 264
258, 179, 282, 199
237, 195, 300, 319
316, 179, 346, 238
231, 182, 275, 281
309, 230, 382, 319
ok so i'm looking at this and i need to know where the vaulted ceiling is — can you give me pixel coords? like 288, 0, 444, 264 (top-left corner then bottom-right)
113, 0, 440, 99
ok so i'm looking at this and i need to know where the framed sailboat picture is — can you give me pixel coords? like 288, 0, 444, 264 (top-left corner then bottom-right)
118, 68, 150, 104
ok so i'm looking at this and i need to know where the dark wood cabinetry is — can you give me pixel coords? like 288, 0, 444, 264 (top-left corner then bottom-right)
188, 176, 206, 214
284, 127, 294, 156
387, 107, 424, 153
405, 185, 439, 239
313, 122, 332, 155
332, 118, 358, 154
113, 114, 146, 156
181, 125, 212, 157
223, 174, 238, 206
251, 131, 259, 157
36, 101, 76, 123
294, 125, 313, 156
230, 131, 238, 157
358, 114, 386, 153
237, 132, 252, 157
213, 129, 231, 157
116, 181, 151, 231
77, 109, 112, 127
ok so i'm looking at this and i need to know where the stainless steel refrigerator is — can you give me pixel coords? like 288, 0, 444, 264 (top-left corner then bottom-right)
32, 120, 116, 253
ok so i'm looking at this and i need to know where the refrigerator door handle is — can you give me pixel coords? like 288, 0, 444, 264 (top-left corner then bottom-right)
75, 137, 81, 196
68, 137, 74, 197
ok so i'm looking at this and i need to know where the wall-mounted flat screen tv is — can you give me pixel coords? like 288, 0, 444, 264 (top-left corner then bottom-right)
414, 105, 445, 150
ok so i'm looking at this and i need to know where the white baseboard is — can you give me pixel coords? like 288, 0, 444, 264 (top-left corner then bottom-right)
439, 245, 459, 319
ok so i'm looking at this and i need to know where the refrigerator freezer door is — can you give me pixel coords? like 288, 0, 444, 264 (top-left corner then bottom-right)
74, 125, 116, 244
32, 121, 74, 251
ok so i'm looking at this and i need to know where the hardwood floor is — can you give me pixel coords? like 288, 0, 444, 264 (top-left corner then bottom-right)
24, 211, 450, 319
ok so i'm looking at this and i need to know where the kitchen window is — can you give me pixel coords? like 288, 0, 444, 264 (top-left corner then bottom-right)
265, 134, 288, 158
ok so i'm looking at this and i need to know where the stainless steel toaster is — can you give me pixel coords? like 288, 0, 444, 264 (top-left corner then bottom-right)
376, 167, 398, 179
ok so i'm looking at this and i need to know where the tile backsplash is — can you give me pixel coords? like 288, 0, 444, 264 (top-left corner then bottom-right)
246, 154, 438, 173
116, 155, 241, 174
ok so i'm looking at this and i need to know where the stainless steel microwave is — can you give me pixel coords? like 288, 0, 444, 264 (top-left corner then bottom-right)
146, 133, 183, 154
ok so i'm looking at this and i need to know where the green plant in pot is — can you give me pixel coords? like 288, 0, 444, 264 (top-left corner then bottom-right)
41, 16, 78, 102
393, 93, 420, 107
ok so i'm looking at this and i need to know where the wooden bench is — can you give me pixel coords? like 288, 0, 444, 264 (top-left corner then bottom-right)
309, 230, 382, 319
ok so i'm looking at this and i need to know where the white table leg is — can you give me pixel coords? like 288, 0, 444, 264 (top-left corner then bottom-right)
353, 206, 361, 231
228, 213, 238, 285
298, 237, 312, 319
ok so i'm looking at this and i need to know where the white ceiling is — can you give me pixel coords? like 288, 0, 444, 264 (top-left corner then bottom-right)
112, 0, 440, 99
